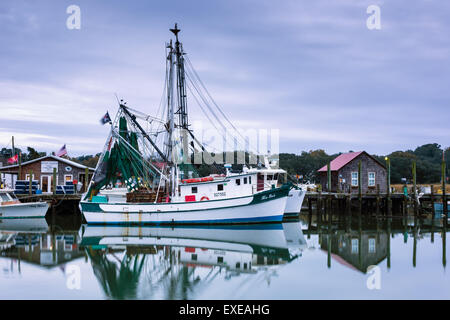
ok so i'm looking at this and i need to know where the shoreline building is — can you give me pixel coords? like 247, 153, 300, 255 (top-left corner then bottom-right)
317, 151, 387, 194
0, 155, 94, 192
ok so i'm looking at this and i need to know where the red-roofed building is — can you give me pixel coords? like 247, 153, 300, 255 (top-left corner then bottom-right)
317, 151, 387, 193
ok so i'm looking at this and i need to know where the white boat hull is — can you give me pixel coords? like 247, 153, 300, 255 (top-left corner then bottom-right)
284, 188, 306, 215
0, 202, 49, 219
81, 187, 289, 225
81, 224, 289, 252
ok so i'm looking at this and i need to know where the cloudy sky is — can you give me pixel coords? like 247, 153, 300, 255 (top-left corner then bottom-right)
0, 0, 449, 156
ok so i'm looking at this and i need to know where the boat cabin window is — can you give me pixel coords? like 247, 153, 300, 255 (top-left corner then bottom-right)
249, 176, 251, 184
192, 254, 198, 261
236, 179, 240, 186
191, 187, 198, 194
217, 256, 224, 263
0, 193, 10, 201
244, 177, 248, 184
217, 184, 224, 191
236, 262, 240, 269
244, 263, 248, 270
273, 173, 278, 181
267, 175, 273, 181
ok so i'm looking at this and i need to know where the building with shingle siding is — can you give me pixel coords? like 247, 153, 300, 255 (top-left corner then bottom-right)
0, 155, 94, 192
317, 151, 387, 194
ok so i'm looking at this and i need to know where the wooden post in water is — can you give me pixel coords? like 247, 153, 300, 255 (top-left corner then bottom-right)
84, 167, 89, 193
358, 160, 362, 214
386, 157, 391, 215
327, 232, 331, 269
28, 170, 32, 196
11, 136, 15, 159
387, 217, 391, 269
431, 185, 435, 243
442, 159, 447, 219
51, 205, 57, 263
376, 184, 380, 215
52, 167, 57, 195
443, 221, 447, 268
18, 152, 22, 180
358, 160, 362, 201
412, 160, 418, 214
430, 185, 435, 217
346, 195, 351, 216
307, 206, 312, 239
413, 214, 417, 268
327, 162, 331, 193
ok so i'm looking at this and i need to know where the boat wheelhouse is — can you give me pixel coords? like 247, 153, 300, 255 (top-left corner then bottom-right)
245, 158, 306, 215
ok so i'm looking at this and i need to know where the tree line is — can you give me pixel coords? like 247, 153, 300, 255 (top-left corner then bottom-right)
280, 143, 449, 184
1, 143, 448, 184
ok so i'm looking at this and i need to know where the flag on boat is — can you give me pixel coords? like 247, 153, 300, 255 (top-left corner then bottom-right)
7, 154, 18, 164
100, 112, 112, 125
56, 144, 67, 157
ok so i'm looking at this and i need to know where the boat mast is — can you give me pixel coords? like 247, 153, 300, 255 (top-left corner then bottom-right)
170, 23, 189, 130
166, 39, 177, 197
170, 23, 190, 179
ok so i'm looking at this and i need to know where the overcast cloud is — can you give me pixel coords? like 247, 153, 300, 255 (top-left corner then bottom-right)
0, 0, 449, 156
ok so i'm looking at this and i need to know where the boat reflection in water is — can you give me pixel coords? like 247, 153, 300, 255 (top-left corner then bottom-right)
80, 222, 306, 299
0, 218, 84, 272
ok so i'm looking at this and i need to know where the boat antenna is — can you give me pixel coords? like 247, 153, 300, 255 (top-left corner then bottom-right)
170, 23, 189, 130
170, 23, 181, 42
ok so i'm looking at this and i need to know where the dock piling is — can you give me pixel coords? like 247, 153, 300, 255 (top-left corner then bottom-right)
84, 167, 89, 193
442, 159, 448, 219
52, 168, 57, 195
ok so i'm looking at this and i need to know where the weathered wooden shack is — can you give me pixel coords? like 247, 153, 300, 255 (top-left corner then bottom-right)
320, 231, 388, 273
0, 155, 94, 192
318, 151, 387, 194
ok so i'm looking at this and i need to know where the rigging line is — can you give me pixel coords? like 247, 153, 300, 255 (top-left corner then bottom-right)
121, 105, 168, 163
112, 130, 168, 181
154, 56, 170, 125
185, 56, 253, 150
185, 82, 236, 153
187, 63, 248, 150
124, 106, 166, 125
184, 66, 250, 153
185, 72, 227, 133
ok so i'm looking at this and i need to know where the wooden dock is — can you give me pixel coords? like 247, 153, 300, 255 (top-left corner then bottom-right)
17, 193, 82, 214
17, 194, 81, 202
304, 191, 448, 216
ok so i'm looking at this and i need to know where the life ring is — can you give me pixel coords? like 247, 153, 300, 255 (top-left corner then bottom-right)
200, 196, 209, 201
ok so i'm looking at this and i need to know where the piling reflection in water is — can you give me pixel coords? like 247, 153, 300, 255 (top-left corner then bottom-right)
300, 208, 448, 272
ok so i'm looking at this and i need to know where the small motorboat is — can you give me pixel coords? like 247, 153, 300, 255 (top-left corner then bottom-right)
0, 189, 49, 219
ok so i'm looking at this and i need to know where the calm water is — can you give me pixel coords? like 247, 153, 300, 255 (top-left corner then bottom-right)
0, 211, 449, 300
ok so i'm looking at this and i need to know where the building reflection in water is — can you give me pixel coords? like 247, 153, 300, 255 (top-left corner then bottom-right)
0, 217, 85, 274
299, 211, 448, 273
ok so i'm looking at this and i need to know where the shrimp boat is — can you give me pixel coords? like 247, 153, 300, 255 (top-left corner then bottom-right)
0, 189, 48, 219
80, 25, 291, 225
